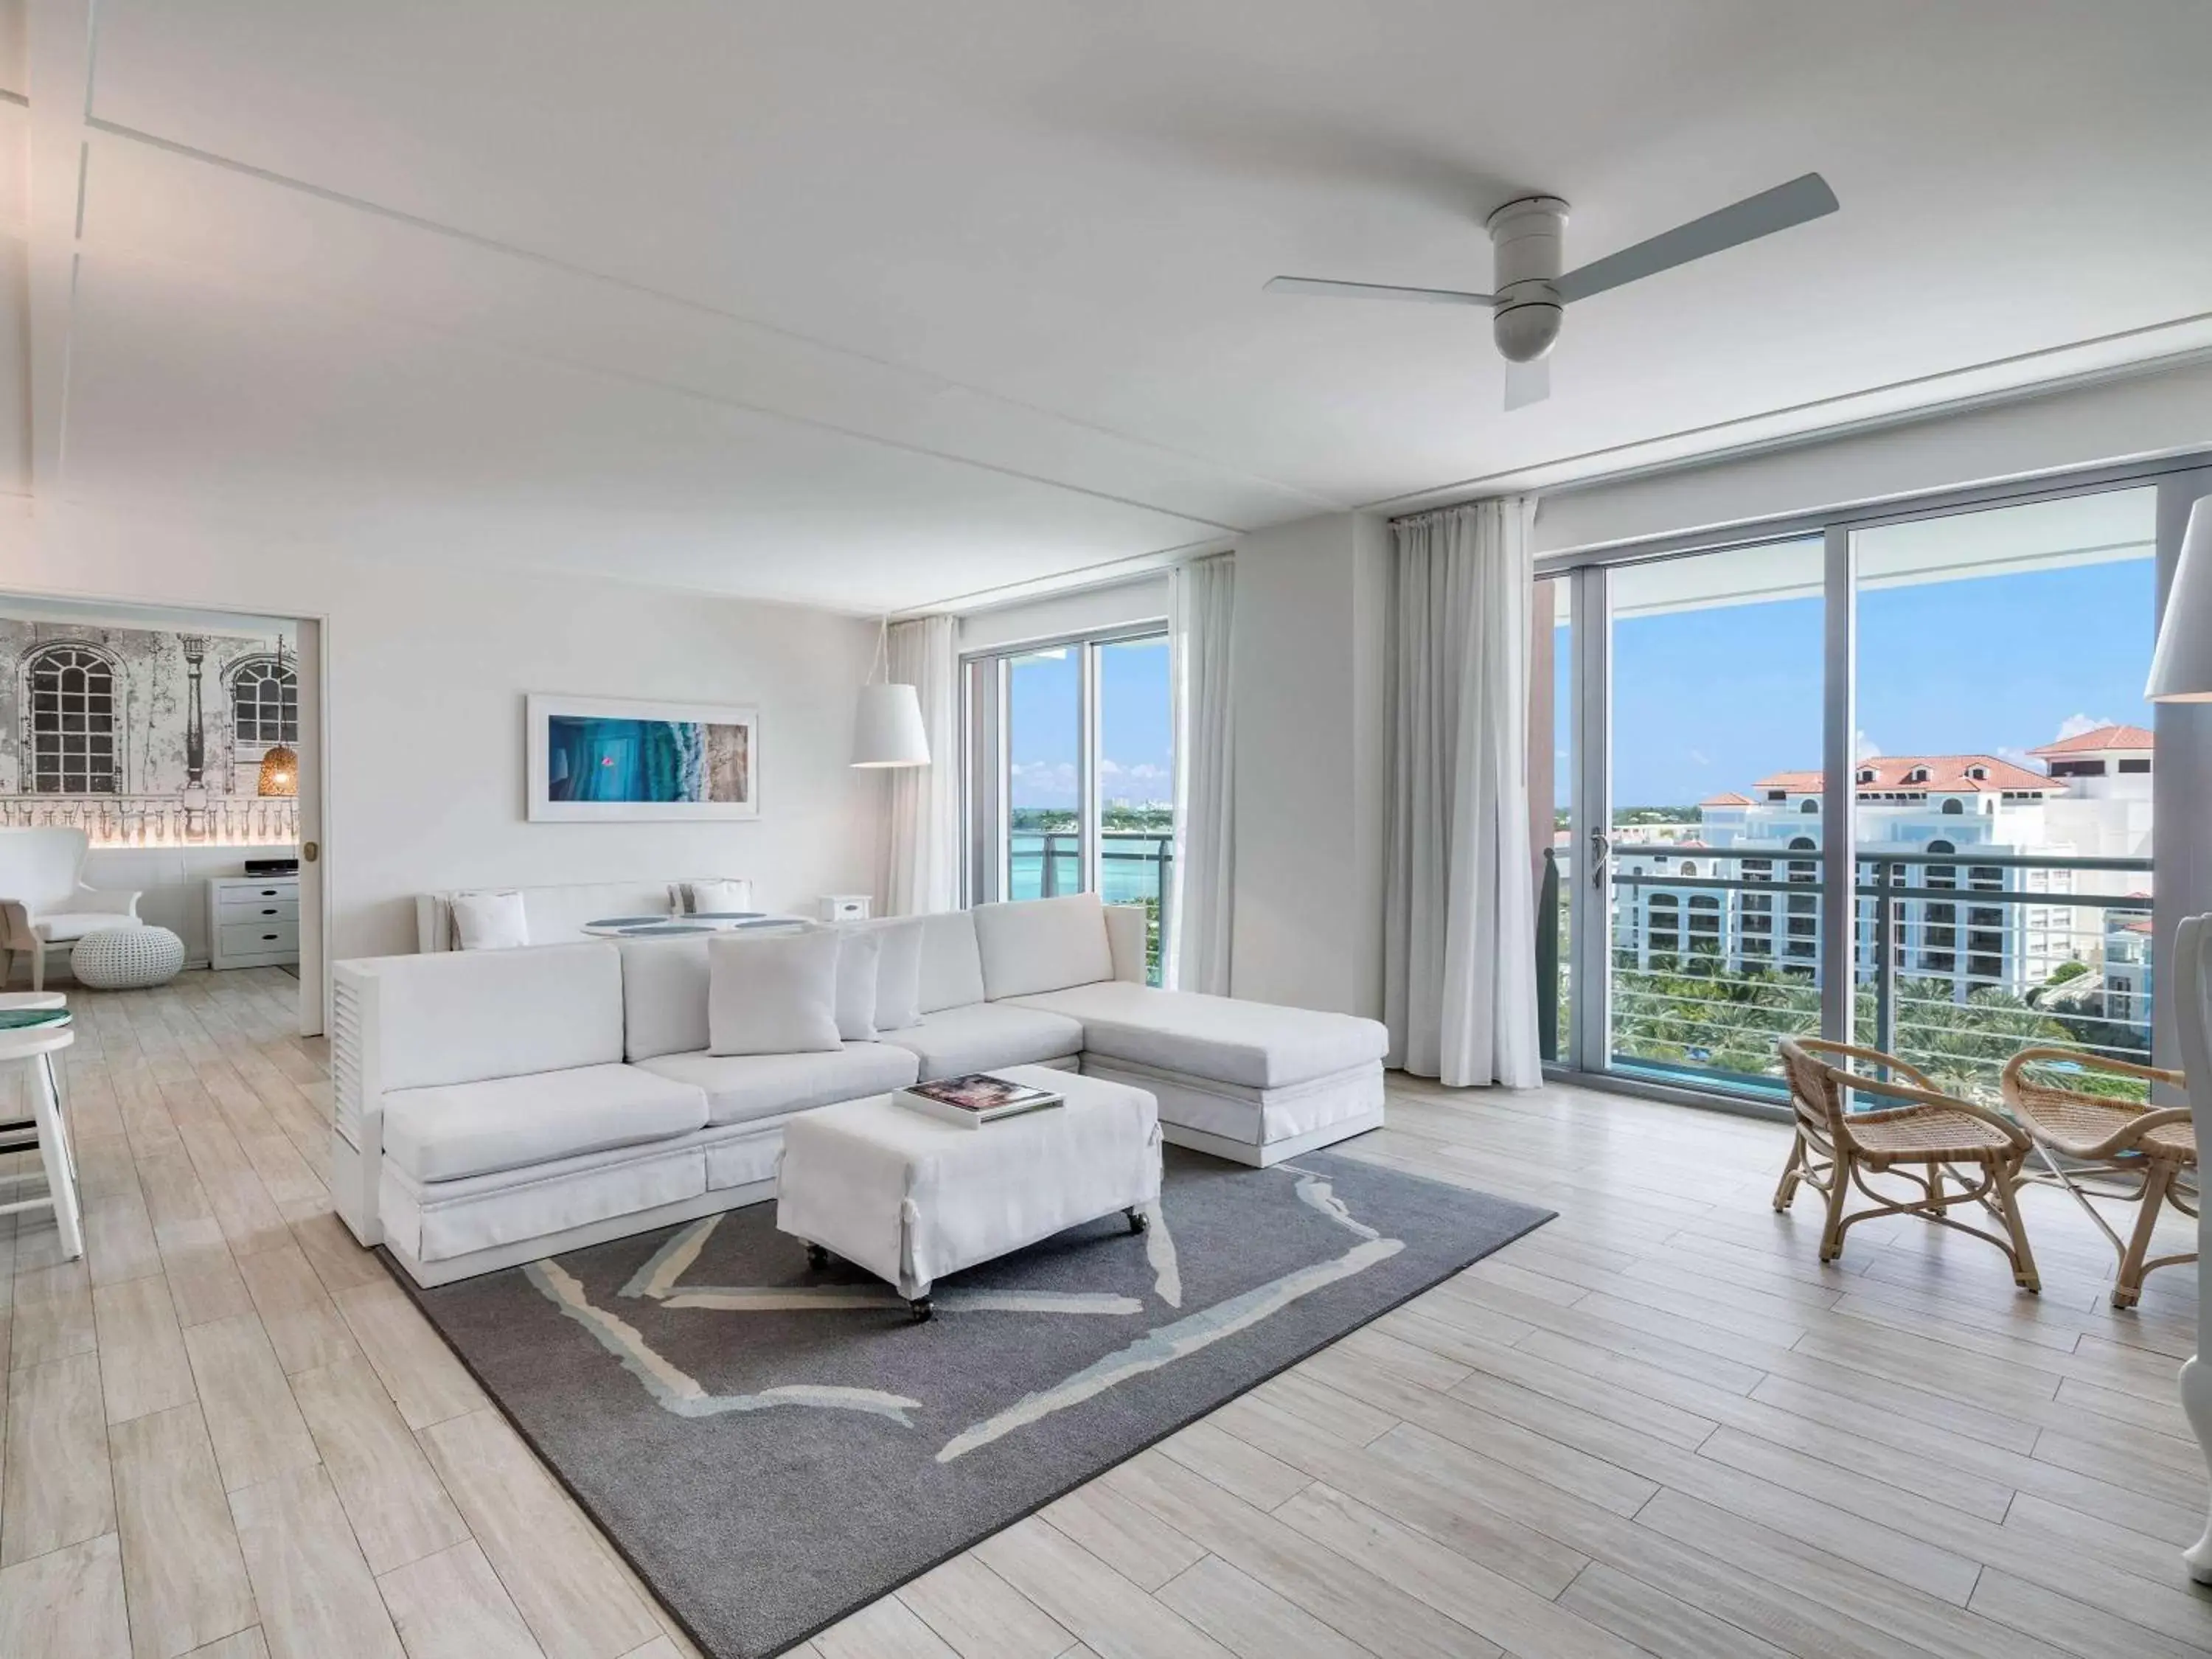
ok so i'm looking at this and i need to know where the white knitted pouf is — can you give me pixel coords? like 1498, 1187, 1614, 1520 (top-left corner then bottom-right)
72, 926, 187, 990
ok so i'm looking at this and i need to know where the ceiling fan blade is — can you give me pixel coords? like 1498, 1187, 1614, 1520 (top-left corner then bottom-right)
1264, 275, 1496, 306
1503, 355, 1551, 411
1552, 173, 1838, 305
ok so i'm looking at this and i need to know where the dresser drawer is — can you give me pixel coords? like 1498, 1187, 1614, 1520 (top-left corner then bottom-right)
220, 919, 299, 959
220, 896, 299, 925
218, 882, 298, 911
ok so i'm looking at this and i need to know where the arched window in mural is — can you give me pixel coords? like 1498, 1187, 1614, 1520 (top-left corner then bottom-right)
27, 645, 119, 793
229, 655, 299, 747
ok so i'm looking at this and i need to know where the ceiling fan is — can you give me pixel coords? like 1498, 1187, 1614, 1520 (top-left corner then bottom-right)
1265, 172, 1838, 410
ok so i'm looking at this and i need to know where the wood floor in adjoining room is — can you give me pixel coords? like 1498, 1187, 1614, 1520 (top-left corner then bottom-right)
2, 971, 2207, 1659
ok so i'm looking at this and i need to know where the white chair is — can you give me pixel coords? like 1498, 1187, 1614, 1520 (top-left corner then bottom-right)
0, 827, 144, 990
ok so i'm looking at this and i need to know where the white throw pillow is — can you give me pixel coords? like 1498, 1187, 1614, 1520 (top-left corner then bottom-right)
833, 928, 883, 1042
450, 890, 529, 951
675, 878, 752, 915
866, 918, 925, 1032
708, 927, 843, 1056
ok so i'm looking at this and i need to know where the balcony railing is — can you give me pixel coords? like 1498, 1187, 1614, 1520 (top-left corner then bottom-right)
1541, 844, 2156, 1105
0, 792, 299, 847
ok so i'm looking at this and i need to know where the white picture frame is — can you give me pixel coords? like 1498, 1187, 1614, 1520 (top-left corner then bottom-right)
526, 694, 761, 822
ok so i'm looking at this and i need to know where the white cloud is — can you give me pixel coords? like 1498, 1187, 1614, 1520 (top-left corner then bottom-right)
1098, 759, 1170, 786
1009, 760, 1079, 800
1854, 730, 1882, 760
1687, 748, 1711, 768
2053, 712, 2114, 742
1996, 745, 2042, 772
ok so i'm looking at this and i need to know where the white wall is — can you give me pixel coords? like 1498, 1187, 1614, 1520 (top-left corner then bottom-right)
1228, 511, 1391, 1018
1534, 355, 2212, 557
0, 504, 884, 965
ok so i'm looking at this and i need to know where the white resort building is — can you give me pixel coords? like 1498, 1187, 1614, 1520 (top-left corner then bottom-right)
1613, 725, 2154, 1007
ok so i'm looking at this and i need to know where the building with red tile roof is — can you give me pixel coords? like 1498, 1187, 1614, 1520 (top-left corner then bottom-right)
2028, 723, 2154, 757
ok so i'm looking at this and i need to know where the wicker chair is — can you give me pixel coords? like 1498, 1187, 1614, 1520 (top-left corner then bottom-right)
1775, 1037, 2039, 1290
2000, 1046, 2193, 1309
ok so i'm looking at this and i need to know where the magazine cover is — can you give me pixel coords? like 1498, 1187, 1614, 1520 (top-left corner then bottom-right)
905, 1073, 1060, 1112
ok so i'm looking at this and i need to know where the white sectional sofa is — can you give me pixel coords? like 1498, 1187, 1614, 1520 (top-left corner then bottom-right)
335, 892, 1388, 1285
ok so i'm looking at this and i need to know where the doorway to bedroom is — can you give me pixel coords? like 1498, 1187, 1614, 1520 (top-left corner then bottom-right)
0, 591, 327, 1035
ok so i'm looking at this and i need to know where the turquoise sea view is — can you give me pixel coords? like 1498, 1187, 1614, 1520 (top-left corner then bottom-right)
1007, 830, 1172, 905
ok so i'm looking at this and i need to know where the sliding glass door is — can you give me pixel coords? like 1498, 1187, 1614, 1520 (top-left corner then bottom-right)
1548, 470, 2174, 1110
1849, 487, 2157, 1102
966, 629, 1174, 982
1004, 647, 1082, 900
1597, 538, 1828, 1094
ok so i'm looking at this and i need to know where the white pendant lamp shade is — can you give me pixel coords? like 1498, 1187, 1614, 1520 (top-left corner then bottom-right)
852, 681, 931, 767
2148, 496, 2212, 702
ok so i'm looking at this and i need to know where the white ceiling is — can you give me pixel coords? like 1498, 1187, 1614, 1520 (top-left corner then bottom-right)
4, 1, 2210, 613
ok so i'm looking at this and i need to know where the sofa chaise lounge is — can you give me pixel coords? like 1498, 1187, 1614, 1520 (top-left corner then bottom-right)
334, 892, 1388, 1286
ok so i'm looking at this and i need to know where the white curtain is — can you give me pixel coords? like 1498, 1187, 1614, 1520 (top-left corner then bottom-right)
1169, 554, 1236, 993
882, 615, 961, 915
1383, 498, 1543, 1087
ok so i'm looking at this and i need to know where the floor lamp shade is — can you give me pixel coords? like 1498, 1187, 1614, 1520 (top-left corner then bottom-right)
852, 682, 931, 767
2147, 495, 2212, 701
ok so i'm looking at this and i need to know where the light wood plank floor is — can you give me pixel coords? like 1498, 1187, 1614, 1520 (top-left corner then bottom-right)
4, 970, 2208, 1659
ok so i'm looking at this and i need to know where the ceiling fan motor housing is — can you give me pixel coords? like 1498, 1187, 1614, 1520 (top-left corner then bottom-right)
1486, 195, 1568, 362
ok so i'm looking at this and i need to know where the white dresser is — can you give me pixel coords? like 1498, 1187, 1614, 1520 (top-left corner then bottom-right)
209, 875, 301, 970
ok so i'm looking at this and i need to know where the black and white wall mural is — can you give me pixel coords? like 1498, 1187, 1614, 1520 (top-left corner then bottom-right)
0, 611, 300, 845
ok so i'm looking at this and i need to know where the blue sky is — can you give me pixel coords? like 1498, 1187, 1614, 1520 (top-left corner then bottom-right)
1598, 557, 2157, 807
1003, 557, 2156, 816
1007, 636, 1172, 810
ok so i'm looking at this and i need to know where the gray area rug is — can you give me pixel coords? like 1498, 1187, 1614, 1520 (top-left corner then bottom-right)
400, 1146, 1553, 1658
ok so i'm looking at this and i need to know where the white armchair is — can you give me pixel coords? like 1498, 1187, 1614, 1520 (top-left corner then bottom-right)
0, 827, 143, 990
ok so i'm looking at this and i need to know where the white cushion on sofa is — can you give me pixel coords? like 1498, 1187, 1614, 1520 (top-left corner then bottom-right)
381, 1063, 707, 1183
450, 889, 530, 950
618, 935, 709, 1061
971, 893, 1114, 1001
709, 927, 842, 1056
833, 928, 883, 1042
857, 917, 925, 1032
916, 911, 987, 1013
635, 1044, 919, 1127
1011, 981, 1389, 1090
675, 877, 752, 915
874, 1001, 1085, 1082
376, 942, 626, 1091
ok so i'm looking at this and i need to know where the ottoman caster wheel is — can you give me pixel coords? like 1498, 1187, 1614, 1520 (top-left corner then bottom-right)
1126, 1207, 1149, 1235
908, 1296, 933, 1323
804, 1244, 829, 1268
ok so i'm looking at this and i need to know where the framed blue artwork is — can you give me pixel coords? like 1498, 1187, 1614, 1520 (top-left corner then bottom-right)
526, 694, 759, 822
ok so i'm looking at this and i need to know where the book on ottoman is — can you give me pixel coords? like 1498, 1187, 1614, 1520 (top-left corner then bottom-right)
895, 1071, 1063, 1129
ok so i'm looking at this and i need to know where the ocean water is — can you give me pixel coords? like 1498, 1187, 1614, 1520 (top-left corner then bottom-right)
1009, 831, 1170, 905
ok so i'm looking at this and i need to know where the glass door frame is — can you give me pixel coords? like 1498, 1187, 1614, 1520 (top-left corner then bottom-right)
1545, 451, 2209, 1111
959, 623, 1169, 911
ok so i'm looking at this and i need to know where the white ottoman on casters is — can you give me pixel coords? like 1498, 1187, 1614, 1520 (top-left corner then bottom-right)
776, 1065, 1161, 1320
71, 925, 186, 990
